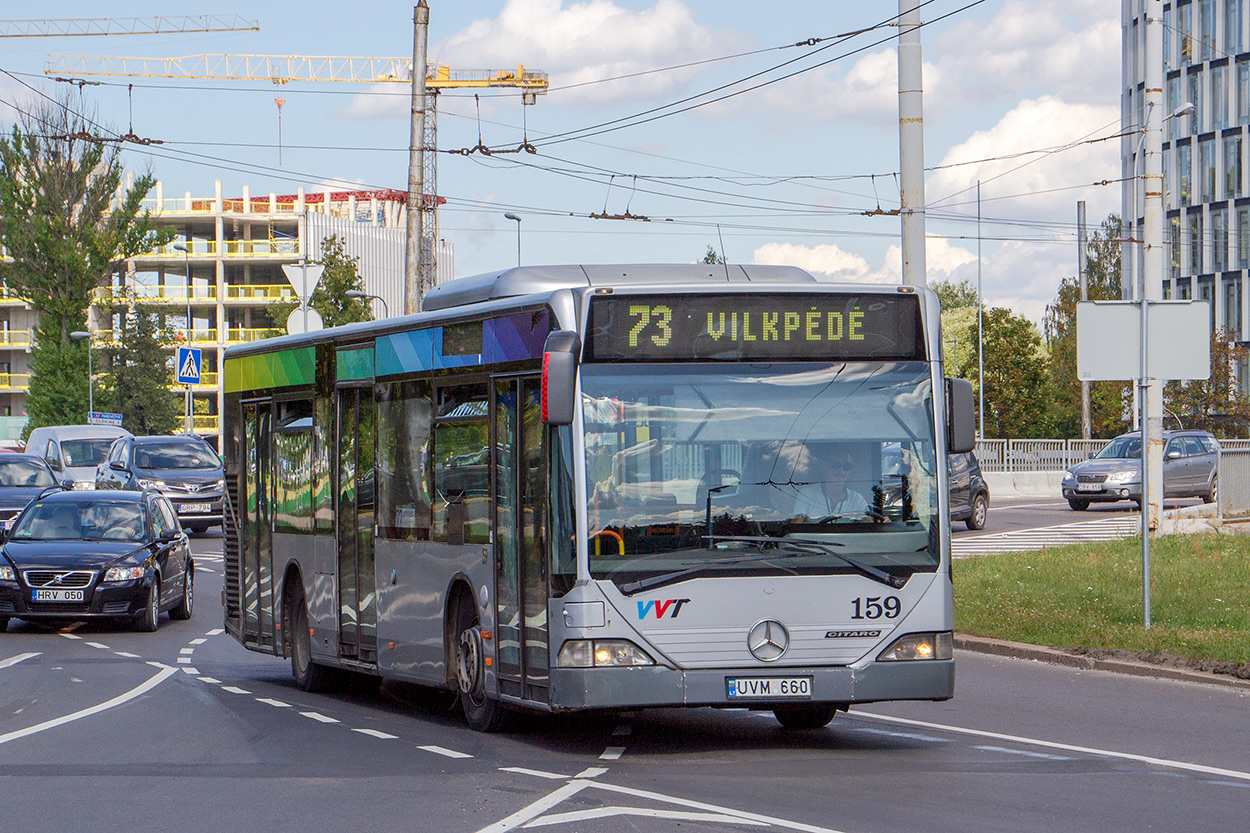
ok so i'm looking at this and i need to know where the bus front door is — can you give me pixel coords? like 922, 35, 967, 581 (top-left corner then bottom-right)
336, 386, 377, 664
493, 376, 549, 703
242, 401, 274, 649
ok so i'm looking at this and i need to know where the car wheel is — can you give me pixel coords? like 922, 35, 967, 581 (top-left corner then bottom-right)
169, 566, 193, 620
291, 591, 338, 692
456, 600, 510, 732
1067, 498, 1090, 511
773, 703, 838, 729
136, 580, 160, 632
965, 493, 989, 530
1204, 476, 1218, 506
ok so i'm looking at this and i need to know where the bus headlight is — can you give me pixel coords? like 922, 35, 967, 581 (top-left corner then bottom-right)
877, 631, 953, 661
558, 639, 655, 668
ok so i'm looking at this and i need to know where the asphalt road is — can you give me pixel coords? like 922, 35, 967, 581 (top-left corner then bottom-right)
3, 530, 1247, 833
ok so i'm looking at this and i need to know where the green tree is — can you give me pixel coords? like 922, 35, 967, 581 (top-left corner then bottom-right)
1165, 327, 1250, 437
931, 277, 979, 311
0, 97, 171, 435
1043, 214, 1129, 438
270, 235, 374, 331
97, 304, 182, 435
701, 245, 725, 264
974, 307, 1054, 437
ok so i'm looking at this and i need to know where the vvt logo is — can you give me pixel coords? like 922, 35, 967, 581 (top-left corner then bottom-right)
637, 598, 690, 619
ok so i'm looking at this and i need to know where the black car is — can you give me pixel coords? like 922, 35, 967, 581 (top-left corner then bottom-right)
0, 454, 60, 529
0, 489, 193, 632
96, 435, 225, 533
949, 451, 990, 530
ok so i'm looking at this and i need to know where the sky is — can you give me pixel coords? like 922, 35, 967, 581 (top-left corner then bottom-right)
0, 0, 1124, 325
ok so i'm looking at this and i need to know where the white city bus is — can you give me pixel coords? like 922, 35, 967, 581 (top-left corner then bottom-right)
221, 264, 975, 731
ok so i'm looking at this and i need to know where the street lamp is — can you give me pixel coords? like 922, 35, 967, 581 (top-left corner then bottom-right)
504, 213, 522, 267
173, 242, 193, 434
70, 330, 93, 419
345, 289, 390, 319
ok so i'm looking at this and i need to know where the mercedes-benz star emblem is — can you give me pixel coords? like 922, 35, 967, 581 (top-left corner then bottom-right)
747, 619, 789, 662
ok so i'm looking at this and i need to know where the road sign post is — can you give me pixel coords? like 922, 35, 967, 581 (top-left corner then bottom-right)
176, 346, 203, 434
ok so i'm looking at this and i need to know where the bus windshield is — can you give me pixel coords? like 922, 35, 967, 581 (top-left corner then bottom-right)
581, 362, 940, 589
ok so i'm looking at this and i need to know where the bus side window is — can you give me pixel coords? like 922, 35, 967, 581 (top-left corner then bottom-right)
432, 383, 490, 545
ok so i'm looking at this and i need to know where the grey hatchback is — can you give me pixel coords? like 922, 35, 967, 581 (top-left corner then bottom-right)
1061, 429, 1220, 510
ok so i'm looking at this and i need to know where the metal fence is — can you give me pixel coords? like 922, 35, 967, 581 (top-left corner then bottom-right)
1218, 448, 1250, 518
975, 437, 1250, 473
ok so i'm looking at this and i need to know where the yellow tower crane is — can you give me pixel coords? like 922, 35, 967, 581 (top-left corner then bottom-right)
43, 53, 551, 298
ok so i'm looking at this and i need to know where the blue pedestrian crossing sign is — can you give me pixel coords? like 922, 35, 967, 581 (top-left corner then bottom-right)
176, 347, 203, 385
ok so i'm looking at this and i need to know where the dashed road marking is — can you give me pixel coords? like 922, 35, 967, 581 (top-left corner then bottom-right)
197, 676, 221, 684
113, 651, 141, 659
599, 747, 625, 761
420, 744, 473, 759
300, 711, 340, 724
85, 642, 110, 650
575, 767, 608, 779
205, 629, 224, 636
220, 686, 250, 694
58, 633, 82, 640
189, 638, 208, 645
256, 698, 291, 708
352, 728, 397, 739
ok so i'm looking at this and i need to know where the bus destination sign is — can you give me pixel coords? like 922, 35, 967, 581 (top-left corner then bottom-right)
585, 293, 924, 362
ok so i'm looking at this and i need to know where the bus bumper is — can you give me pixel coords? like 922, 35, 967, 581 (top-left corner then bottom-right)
549, 659, 954, 711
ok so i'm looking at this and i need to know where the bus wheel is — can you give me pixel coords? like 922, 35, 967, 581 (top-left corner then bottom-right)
455, 602, 509, 732
773, 703, 837, 729
291, 592, 336, 692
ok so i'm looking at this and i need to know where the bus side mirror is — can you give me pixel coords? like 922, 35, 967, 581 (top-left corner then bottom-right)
542, 330, 581, 426
946, 378, 976, 454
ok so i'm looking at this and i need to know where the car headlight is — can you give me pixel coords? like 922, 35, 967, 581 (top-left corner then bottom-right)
1061, 471, 1075, 483
877, 631, 953, 661
0, 565, 14, 581
137, 479, 167, 490
104, 565, 146, 582
71, 480, 94, 490
213, 479, 225, 490
557, 639, 656, 668
1106, 470, 1139, 483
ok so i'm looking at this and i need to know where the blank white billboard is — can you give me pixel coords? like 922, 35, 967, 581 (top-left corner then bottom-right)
1076, 300, 1210, 381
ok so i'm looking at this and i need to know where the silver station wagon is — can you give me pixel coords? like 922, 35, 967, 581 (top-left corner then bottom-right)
1060, 429, 1220, 511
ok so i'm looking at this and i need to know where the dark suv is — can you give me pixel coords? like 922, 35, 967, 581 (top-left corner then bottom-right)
95, 436, 225, 533
949, 452, 990, 530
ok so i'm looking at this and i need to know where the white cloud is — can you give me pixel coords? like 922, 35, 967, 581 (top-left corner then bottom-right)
753, 236, 977, 287
339, 83, 407, 119
436, 0, 728, 106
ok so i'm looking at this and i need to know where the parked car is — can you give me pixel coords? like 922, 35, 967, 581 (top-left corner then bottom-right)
25, 425, 132, 490
0, 489, 192, 632
1060, 429, 1220, 510
948, 451, 990, 530
0, 455, 60, 529
95, 435, 225, 533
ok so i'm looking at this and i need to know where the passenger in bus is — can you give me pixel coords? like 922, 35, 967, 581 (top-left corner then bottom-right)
790, 445, 870, 522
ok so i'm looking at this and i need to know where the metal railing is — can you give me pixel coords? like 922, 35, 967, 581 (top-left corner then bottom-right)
0, 330, 32, 348
225, 284, 297, 300
95, 285, 218, 303
1218, 449, 1250, 518
0, 373, 31, 390
976, 437, 1250, 473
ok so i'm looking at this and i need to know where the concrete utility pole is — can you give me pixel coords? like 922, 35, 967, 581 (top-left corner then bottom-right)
1077, 200, 1091, 439
898, 0, 927, 287
405, 1, 429, 314
1140, 0, 1165, 624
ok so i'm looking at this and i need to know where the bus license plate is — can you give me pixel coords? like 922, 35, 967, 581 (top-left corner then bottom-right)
726, 676, 812, 699
180, 503, 210, 513
34, 589, 84, 602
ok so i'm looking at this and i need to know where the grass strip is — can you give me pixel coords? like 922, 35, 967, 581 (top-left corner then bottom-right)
954, 533, 1250, 669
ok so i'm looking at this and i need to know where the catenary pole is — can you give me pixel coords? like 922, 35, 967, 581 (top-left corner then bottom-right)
898, 0, 926, 286
1078, 200, 1090, 439
405, 1, 429, 314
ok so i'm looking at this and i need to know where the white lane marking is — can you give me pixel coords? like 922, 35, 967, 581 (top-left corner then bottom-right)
85, 642, 110, 650
179, 648, 195, 655
475, 781, 591, 833
205, 629, 224, 636
858, 712, 1250, 782
300, 711, 340, 724
220, 686, 250, 694
0, 653, 40, 669
256, 698, 291, 708
499, 767, 569, 780
197, 677, 221, 684
976, 745, 1073, 761
352, 728, 397, 739
113, 652, 141, 659
586, 780, 846, 833
145, 661, 175, 670
524, 807, 768, 827
188, 638, 207, 645
851, 726, 949, 744
176, 658, 191, 664
599, 746, 625, 761
419, 744, 473, 759
0, 666, 177, 746
181, 668, 199, 676
58, 633, 82, 640
574, 767, 608, 779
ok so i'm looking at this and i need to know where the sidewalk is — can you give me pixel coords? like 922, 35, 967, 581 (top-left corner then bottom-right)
955, 634, 1250, 691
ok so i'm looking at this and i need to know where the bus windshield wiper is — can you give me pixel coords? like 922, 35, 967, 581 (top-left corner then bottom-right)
616, 547, 819, 596
712, 535, 905, 590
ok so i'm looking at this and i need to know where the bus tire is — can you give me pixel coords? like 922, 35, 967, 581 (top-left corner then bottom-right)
773, 703, 837, 729
291, 591, 336, 693
455, 601, 510, 732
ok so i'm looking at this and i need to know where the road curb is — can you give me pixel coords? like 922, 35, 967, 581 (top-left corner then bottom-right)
954, 634, 1250, 692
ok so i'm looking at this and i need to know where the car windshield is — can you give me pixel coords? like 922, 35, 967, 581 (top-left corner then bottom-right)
10, 500, 147, 542
580, 362, 940, 588
1096, 436, 1141, 459
134, 441, 221, 470
61, 439, 117, 468
0, 459, 55, 487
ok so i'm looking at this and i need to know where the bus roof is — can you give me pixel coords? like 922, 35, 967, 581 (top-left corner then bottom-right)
422, 263, 817, 311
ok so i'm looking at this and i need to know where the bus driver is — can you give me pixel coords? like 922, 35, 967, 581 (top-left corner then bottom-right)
791, 444, 870, 522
